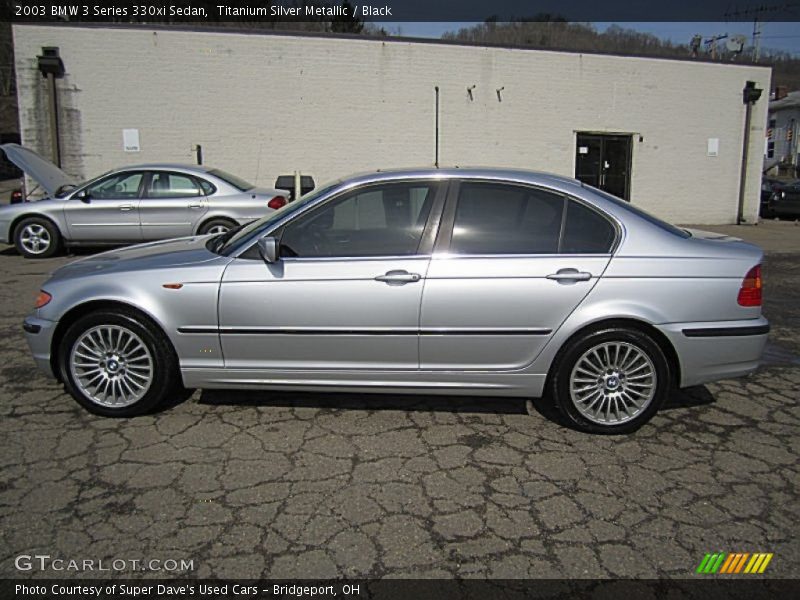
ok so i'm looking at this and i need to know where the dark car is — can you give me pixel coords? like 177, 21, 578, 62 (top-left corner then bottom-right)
760, 177, 784, 217
764, 179, 800, 219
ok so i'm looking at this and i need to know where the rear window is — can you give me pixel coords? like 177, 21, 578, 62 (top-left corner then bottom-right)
207, 169, 254, 192
588, 185, 690, 238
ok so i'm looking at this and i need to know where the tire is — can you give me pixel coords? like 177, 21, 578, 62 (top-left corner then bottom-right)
548, 327, 670, 434
198, 218, 237, 236
14, 217, 61, 258
58, 309, 181, 417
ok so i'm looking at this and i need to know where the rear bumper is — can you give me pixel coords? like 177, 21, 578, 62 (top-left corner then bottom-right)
23, 316, 57, 379
657, 317, 769, 387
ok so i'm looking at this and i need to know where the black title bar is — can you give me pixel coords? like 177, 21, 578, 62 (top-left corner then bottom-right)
4, 0, 800, 23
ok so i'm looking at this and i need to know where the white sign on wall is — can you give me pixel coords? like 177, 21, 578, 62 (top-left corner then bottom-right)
123, 129, 140, 152
707, 138, 719, 157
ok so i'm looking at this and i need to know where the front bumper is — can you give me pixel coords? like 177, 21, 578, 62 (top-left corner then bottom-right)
657, 317, 769, 388
23, 316, 57, 379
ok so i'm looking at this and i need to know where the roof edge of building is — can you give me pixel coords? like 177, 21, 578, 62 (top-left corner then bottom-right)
12, 21, 773, 71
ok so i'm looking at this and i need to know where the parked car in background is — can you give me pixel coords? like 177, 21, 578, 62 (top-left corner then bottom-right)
763, 179, 800, 219
23, 168, 768, 434
0, 144, 287, 258
760, 177, 784, 217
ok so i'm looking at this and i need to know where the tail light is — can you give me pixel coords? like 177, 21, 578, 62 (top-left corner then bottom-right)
34, 291, 52, 309
737, 265, 762, 307
267, 196, 287, 210
10, 190, 23, 204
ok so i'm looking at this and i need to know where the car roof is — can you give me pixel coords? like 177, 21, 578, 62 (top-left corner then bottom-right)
339, 167, 585, 192
117, 163, 212, 172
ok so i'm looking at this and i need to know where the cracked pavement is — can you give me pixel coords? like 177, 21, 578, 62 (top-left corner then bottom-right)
0, 224, 798, 579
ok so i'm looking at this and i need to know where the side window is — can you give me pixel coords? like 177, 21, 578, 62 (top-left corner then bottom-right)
561, 200, 616, 253
84, 172, 143, 200
197, 178, 216, 196
146, 172, 202, 198
280, 182, 437, 257
450, 182, 565, 254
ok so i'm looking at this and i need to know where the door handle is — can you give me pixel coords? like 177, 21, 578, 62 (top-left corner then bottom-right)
188, 203, 203, 209
118, 204, 134, 211
546, 269, 592, 282
375, 270, 421, 285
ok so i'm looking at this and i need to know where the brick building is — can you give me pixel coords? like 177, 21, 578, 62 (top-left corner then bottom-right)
11, 24, 771, 224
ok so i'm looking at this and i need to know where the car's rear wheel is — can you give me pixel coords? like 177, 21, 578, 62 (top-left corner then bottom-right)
58, 310, 180, 417
198, 218, 237, 235
549, 327, 670, 434
14, 217, 61, 258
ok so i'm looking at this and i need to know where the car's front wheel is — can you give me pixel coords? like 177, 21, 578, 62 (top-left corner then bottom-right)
14, 217, 61, 258
58, 310, 180, 417
549, 327, 670, 434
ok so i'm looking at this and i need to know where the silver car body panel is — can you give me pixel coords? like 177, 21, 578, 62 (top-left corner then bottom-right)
23, 168, 768, 398
0, 149, 283, 245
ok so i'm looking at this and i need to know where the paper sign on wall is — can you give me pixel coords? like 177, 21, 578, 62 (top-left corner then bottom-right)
123, 129, 140, 152
707, 138, 719, 157
578, 146, 589, 154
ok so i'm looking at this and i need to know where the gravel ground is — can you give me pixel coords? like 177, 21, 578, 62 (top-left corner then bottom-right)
0, 224, 797, 579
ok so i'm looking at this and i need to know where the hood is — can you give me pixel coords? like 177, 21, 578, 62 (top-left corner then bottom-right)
49, 235, 223, 281
1, 143, 76, 196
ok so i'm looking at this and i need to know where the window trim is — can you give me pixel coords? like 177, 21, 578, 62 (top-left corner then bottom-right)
237, 179, 448, 261
434, 179, 621, 257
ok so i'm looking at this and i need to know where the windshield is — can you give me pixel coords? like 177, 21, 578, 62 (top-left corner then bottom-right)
57, 170, 113, 198
207, 168, 255, 192
208, 180, 343, 256
587, 185, 691, 239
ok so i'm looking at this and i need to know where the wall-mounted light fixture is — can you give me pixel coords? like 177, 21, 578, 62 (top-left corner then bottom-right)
467, 85, 476, 101
496, 87, 504, 102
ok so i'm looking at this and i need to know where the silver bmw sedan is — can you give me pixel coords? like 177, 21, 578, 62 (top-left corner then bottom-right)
22, 168, 769, 433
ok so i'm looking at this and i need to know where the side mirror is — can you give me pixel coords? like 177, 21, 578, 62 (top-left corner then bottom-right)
257, 237, 279, 264
75, 190, 90, 203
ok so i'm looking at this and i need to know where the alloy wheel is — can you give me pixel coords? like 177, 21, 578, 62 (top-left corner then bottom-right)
68, 325, 154, 408
568, 341, 657, 425
19, 223, 51, 255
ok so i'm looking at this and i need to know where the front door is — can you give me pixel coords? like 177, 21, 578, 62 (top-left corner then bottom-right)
217, 180, 444, 371
140, 171, 209, 240
420, 180, 616, 370
64, 171, 143, 242
575, 133, 632, 200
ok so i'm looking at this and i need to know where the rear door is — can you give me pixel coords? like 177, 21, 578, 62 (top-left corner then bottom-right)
419, 180, 616, 370
140, 171, 209, 240
64, 171, 143, 242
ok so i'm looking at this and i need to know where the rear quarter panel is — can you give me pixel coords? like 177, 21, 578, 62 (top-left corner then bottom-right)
529, 214, 764, 377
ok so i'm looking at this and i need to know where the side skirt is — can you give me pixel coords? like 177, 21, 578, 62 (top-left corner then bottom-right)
180, 368, 547, 398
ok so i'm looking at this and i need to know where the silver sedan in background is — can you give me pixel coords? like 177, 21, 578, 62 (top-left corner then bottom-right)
22, 168, 769, 433
0, 144, 287, 258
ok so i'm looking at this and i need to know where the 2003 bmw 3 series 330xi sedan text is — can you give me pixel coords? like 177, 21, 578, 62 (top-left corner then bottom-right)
22, 169, 769, 433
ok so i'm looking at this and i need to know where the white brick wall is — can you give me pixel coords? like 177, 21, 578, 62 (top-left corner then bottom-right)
13, 25, 771, 224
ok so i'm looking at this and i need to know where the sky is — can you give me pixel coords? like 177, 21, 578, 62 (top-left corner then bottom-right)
383, 22, 800, 57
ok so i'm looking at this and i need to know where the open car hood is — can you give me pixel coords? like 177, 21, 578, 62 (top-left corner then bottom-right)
0, 143, 76, 196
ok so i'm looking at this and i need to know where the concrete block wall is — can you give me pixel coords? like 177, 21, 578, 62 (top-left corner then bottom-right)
13, 25, 771, 224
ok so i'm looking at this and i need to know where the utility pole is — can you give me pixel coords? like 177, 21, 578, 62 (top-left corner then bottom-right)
752, 18, 762, 62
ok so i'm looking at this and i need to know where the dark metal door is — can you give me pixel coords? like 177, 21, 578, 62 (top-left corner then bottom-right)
575, 134, 632, 200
